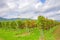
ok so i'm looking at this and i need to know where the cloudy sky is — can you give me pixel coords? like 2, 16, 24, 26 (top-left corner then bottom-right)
0, 0, 60, 20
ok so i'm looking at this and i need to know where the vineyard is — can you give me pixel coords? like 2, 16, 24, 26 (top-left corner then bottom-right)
0, 16, 60, 40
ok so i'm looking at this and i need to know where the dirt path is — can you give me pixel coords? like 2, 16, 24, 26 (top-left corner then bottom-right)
39, 30, 44, 40
53, 25, 60, 40
15, 32, 30, 37
39, 37, 44, 40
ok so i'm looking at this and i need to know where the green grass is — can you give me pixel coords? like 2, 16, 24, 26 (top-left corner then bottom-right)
0, 28, 40, 40
52, 25, 60, 40
0, 26, 58, 40
44, 26, 57, 40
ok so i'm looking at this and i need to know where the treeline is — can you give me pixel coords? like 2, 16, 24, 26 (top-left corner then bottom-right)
0, 16, 60, 30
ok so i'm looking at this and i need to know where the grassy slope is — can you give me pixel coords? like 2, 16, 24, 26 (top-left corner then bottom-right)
44, 25, 58, 40
0, 28, 40, 40
44, 25, 60, 40
53, 25, 60, 40
0, 25, 60, 40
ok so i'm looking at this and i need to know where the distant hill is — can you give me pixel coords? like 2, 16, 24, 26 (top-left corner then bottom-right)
56, 20, 60, 22
0, 17, 59, 22
0, 17, 32, 21
0, 17, 7, 21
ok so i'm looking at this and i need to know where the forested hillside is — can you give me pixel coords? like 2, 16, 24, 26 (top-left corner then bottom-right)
0, 16, 59, 30
0, 16, 60, 40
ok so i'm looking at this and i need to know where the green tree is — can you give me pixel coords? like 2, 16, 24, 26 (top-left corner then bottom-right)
37, 16, 46, 29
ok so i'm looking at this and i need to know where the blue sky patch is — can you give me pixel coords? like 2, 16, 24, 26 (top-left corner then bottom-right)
40, 0, 46, 3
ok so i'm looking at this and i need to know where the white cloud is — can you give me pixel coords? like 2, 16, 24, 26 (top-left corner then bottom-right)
0, 0, 60, 20
36, 0, 60, 20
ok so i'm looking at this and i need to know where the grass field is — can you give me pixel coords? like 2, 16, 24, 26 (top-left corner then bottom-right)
53, 25, 60, 40
0, 25, 59, 40
0, 28, 40, 40
0, 16, 59, 40
44, 25, 60, 40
